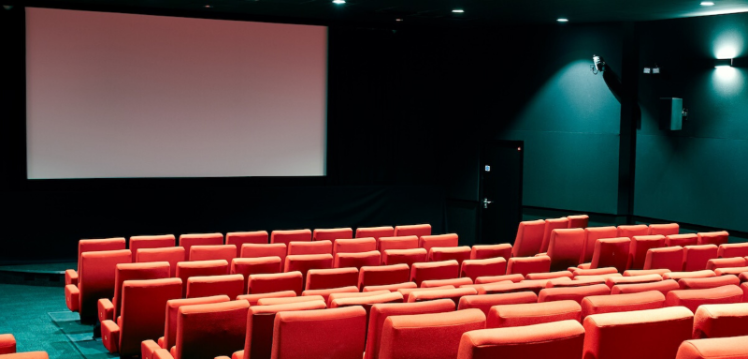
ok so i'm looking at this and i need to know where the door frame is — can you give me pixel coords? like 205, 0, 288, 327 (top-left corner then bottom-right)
476, 139, 524, 245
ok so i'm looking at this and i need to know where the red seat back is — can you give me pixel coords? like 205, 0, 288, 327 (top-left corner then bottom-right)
78, 249, 132, 322
312, 228, 353, 244
394, 224, 432, 238
419, 234, 459, 253
512, 220, 546, 258
590, 237, 630, 273
186, 274, 244, 299
175, 260, 229, 297
358, 264, 410, 288
189, 245, 236, 264
163, 295, 230, 352
248, 271, 303, 295
231, 257, 282, 294
112, 262, 170, 320
540, 218, 571, 254
129, 235, 175, 262
648, 223, 679, 236
135, 247, 185, 277
287, 241, 332, 256
547, 228, 586, 272
244, 300, 327, 359
629, 235, 666, 270
270, 229, 312, 248
582, 227, 617, 264
178, 233, 223, 260
174, 301, 248, 359
226, 231, 268, 256
272, 307, 367, 359
118, 278, 181, 356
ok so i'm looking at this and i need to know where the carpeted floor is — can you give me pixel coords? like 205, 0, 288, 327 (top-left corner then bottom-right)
0, 284, 116, 359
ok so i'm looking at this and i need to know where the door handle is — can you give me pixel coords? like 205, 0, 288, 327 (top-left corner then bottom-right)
483, 198, 492, 209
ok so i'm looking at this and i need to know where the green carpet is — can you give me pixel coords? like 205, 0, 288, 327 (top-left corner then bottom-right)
0, 284, 116, 359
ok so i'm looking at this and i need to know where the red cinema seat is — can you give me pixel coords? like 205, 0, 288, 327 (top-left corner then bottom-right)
330, 292, 404, 327
581, 290, 666, 319
272, 306, 367, 359
429, 246, 471, 267
547, 277, 602, 288
706, 257, 747, 271
382, 248, 428, 267
175, 260, 228, 297
410, 260, 459, 287
284, 254, 333, 288
236, 291, 297, 306
679, 275, 740, 290
140, 295, 230, 359
100, 278, 181, 356
364, 299, 456, 359
684, 245, 719, 272
178, 233, 223, 260
460, 258, 507, 281
420, 234, 459, 253
399, 286, 455, 302
129, 235, 176, 262
231, 257, 282, 294
663, 270, 717, 281
487, 300, 581, 328
475, 274, 524, 284
225, 231, 268, 256
379, 235, 419, 253
189, 245, 236, 264
136, 247, 185, 278
457, 292, 537, 316
605, 274, 662, 288
256, 295, 326, 306
457, 320, 585, 359
666, 234, 698, 247
363, 282, 417, 293
394, 224, 432, 238
270, 229, 312, 248
333, 238, 377, 255
359, 264, 411, 289
287, 241, 332, 256
512, 220, 546, 258
65, 249, 132, 323
582, 307, 693, 359
617, 224, 649, 239
248, 271, 303, 296
538, 284, 611, 304
334, 251, 381, 270
301, 287, 358, 304
66, 237, 126, 286
172, 301, 248, 359
356, 226, 395, 240
623, 269, 671, 277
186, 274, 243, 299
649, 223, 679, 236
629, 235, 666, 270
644, 246, 685, 272
587, 237, 630, 273
581, 227, 618, 265
546, 228, 586, 272
697, 231, 730, 246
421, 277, 472, 288
231, 300, 326, 359
718, 243, 748, 258
573, 267, 618, 277
0, 334, 16, 355
539, 218, 571, 254
507, 256, 550, 276
611, 279, 680, 296
240, 243, 287, 265
305, 267, 358, 290
715, 266, 748, 276
312, 227, 353, 243
567, 214, 589, 229
665, 285, 744, 313
676, 336, 748, 359
408, 288, 478, 308
693, 303, 748, 339
97, 261, 170, 324
472, 281, 548, 296
379, 309, 486, 359
327, 290, 394, 307
470, 244, 511, 261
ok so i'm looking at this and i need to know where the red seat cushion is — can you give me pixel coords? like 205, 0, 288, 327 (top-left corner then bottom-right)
538, 284, 611, 304
457, 291, 537, 316
693, 303, 748, 339
606, 274, 662, 288
272, 307, 367, 359
487, 300, 582, 328
457, 320, 585, 359
679, 275, 740, 290
676, 336, 748, 359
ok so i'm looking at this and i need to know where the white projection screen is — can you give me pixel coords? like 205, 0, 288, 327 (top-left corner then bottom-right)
26, 8, 327, 179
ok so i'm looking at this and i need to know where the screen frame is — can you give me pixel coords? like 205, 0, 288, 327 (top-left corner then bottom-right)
10, 5, 333, 191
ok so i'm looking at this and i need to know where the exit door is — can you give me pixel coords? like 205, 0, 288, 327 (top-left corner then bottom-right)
478, 140, 523, 245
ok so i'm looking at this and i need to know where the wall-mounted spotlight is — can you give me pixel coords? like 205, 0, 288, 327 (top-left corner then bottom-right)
714, 58, 733, 68
591, 55, 605, 75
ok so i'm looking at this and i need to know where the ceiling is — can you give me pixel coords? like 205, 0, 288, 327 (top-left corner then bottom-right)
20, 0, 748, 26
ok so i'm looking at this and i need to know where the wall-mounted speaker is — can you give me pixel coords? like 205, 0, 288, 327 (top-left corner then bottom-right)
659, 97, 683, 131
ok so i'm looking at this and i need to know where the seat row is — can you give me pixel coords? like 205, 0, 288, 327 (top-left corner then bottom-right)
64, 224, 435, 287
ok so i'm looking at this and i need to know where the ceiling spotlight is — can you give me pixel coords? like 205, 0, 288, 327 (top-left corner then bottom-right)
395, 18, 403, 22
204, 4, 212, 8
591, 54, 606, 75
701, 1, 715, 6
452, 9, 464, 13
557, 18, 569, 23
332, 0, 346, 4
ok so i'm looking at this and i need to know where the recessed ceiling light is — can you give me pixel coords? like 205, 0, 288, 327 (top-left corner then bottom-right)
452, 9, 464, 13
701, 1, 715, 6
557, 18, 569, 23
204, 4, 212, 8
332, 0, 346, 4
395, 18, 404, 22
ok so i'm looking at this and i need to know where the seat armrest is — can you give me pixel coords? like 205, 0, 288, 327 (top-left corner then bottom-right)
101, 320, 120, 353
97, 299, 114, 323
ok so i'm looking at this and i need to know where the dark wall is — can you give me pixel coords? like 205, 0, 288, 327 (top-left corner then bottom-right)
636, 13, 748, 233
